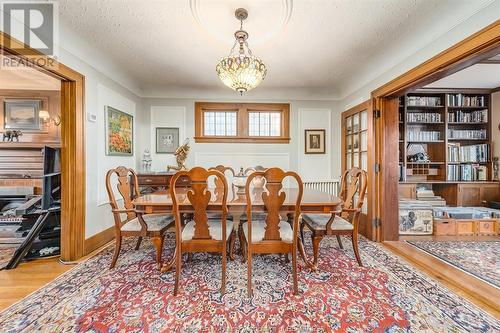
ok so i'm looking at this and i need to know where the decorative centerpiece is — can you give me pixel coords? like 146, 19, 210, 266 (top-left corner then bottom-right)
233, 167, 247, 194
167, 138, 190, 172
142, 149, 152, 172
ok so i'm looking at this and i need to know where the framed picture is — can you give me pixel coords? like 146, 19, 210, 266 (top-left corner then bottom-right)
4, 99, 42, 130
105, 106, 133, 156
305, 129, 325, 154
156, 127, 179, 154
399, 208, 433, 235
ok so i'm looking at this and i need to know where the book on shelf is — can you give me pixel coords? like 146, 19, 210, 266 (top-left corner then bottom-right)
447, 129, 487, 140
447, 164, 488, 181
407, 112, 441, 123
447, 109, 488, 123
447, 143, 489, 163
407, 131, 440, 141
447, 94, 485, 107
407, 96, 441, 107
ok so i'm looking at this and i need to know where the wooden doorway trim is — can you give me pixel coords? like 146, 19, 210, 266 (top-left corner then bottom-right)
1, 32, 86, 261
340, 100, 377, 240
371, 20, 500, 241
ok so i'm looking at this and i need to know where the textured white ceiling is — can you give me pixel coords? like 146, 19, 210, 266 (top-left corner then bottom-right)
425, 63, 500, 89
58, 0, 494, 99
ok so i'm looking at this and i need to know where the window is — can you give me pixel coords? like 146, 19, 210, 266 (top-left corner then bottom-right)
203, 111, 237, 136
195, 102, 290, 143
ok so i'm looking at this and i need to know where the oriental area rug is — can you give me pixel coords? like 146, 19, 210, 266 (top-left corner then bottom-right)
407, 240, 500, 288
0, 235, 498, 332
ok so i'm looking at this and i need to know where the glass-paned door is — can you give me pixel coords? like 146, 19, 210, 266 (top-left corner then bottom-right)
341, 102, 374, 240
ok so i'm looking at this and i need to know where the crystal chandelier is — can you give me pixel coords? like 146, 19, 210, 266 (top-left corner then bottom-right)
216, 8, 267, 95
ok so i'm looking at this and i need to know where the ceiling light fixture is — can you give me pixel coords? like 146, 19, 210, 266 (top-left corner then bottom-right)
216, 8, 267, 95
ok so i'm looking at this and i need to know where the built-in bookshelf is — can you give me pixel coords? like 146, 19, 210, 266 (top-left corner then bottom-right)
398, 89, 494, 183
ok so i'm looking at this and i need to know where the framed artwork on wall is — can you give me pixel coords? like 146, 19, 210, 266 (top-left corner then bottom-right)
105, 106, 133, 156
156, 127, 179, 154
305, 129, 325, 154
4, 99, 42, 130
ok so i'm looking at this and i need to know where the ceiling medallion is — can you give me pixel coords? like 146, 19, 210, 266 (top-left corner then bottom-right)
216, 8, 267, 95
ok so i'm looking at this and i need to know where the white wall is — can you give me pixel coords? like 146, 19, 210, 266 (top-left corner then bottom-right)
492, 91, 500, 160
52, 25, 144, 239
140, 99, 341, 181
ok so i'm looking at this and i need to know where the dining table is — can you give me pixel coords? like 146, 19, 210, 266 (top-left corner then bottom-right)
133, 187, 343, 272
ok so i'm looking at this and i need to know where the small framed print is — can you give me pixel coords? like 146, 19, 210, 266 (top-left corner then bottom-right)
305, 129, 325, 154
156, 127, 179, 154
4, 99, 42, 130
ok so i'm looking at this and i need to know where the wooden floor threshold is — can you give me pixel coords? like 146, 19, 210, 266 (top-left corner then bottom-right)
383, 240, 500, 319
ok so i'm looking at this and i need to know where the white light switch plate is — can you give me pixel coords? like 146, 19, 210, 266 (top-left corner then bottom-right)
87, 113, 97, 122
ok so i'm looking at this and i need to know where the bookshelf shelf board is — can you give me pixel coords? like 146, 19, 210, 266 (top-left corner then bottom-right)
447, 122, 488, 125
407, 162, 445, 165
406, 140, 444, 143
399, 181, 499, 184
447, 138, 488, 141
406, 122, 444, 125
447, 106, 487, 110
447, 161, 491, 164
406, 105, 444, 109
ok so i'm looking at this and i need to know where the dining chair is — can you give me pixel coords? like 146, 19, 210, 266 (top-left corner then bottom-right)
241, 167, 303, 296
244, 165, 266, 188
170, 167, 232, 295
105, 166, 174, 269
300, 167, 367, 268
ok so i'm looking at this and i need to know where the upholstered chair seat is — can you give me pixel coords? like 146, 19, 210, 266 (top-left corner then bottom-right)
242, 220, 293, 243
302, 214, 353, 231
121, 214, 174, 232
182, 220, 233, 241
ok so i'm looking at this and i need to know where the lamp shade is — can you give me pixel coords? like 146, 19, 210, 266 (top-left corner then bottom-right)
39, 110, 50, 119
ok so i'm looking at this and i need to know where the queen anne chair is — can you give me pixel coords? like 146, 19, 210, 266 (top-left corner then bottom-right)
106, 166, 174, 269
241, 167, 303, 296
300, 168, 367, 268
170, 167, 232, 295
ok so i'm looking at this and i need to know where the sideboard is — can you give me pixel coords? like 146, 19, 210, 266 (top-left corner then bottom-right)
130, 172, 191, 195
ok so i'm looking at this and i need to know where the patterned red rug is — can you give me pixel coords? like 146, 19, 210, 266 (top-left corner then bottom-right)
0, 235, 498, 332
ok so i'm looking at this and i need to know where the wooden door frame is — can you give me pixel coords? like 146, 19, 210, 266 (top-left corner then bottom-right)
371, 20, 500, 241
340, 100, 377, 240
1, 32, 86, 261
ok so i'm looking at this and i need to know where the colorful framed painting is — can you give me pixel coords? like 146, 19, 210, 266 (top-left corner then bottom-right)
105, 106, 133, 156
305, 129, 326, 154
156, 127, 179, 154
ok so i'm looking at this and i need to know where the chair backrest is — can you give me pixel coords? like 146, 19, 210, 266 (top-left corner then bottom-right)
245, 167, 303, 242
105, 166, 140, 224
244, 165, 266, 188
170, 167, 228, 241
339, 168, 367, 219
209, 165, 235, 188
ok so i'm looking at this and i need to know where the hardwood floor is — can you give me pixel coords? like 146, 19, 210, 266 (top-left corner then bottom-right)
384, 235, 500, 319
0, 257, 74, 311
0, 243, 110, 312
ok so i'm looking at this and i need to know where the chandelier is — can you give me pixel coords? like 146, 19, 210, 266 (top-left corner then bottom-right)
216, 8, 267, 95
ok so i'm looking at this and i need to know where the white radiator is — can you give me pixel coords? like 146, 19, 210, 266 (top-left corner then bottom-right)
304, 179, 340, 196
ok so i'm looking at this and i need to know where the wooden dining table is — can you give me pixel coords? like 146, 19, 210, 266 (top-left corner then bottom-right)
133, 187, 343, 272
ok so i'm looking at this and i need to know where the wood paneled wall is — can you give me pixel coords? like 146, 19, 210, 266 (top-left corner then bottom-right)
0, 89, 61, 143
0, 89, 61, 190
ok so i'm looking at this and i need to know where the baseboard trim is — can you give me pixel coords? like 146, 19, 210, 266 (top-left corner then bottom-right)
84, 226, 115, 255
